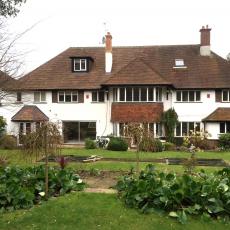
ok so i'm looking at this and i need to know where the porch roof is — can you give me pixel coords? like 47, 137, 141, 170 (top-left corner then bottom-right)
203, 107, 230, 122
11, 105, 49, 122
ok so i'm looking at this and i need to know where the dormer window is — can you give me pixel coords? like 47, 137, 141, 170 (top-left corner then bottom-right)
173, 59, 187, 69
73, 58, 87, 72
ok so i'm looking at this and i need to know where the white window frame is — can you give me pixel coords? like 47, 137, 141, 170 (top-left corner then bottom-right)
219, 121, 230, 134
176, 90, 201, 102
115, 87, 162, 102
175, 122, 201, 137
73, 58, 87, 72
58, 91, 78, 103
92, 91, 105, 103
222, 90, 230, 102
34, 91, 46, 103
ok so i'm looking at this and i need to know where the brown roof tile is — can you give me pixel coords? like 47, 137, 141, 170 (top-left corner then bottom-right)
203, 107, 230, 121
7, 45, 230, 90
11, 105, 49, 121
104, 58, 170, 85
111, 102, 163, 122
0, 71, 15, 88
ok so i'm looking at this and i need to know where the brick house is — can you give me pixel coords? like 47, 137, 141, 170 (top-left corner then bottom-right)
1, 26, 230, 144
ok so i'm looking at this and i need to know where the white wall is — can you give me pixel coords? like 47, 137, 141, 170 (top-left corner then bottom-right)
1, 89, 230, 140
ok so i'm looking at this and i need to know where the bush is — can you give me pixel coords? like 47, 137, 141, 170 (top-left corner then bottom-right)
116, 165, 230, 224
0, 135, 17, 149
85, 138, 97, 149
173, 137, 184, 146
219, 133, 230, 150
163, 142, 176, 151
139, 137, 163, 152
0, 165, 85, 212
107, 137, 128, 151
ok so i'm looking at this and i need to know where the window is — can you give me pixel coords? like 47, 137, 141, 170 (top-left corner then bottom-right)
34, 92, 46, 103
173, 59, 187, 68
16, 92, 22, 102
114, 87, 163, 102
222, 90, 230, 102
92, 91, 105, 102
176, 122, 201, 136
73, 58, 87, 72
220, 122, 230, 133
58, 91, 78, 102
176, 91, 201, 102
175, 59, 184, 66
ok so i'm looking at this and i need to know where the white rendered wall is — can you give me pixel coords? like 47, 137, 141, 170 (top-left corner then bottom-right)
0, 90, 113, 139
1, 89, 230, 140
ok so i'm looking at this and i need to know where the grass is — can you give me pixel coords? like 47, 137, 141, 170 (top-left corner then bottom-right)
61, 148, 230, 161
0, 148, 229, 173
0, 192, 228, 230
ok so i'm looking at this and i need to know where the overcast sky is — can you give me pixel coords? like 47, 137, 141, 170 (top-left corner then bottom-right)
7, 0, 230, 74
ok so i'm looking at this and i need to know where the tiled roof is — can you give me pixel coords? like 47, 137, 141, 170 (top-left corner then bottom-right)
0, 71, 15, 88
11, 105, 49, 121
203, 108, 230, 121
6, 45, 230, 90
103, 58, 170, 85
111, 102, 163, 122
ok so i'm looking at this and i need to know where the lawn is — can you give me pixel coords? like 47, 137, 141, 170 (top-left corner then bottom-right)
1, 148, 230, 229
61, 148, 230, 161
0, 192, 228, 230
0, 148, 229, 173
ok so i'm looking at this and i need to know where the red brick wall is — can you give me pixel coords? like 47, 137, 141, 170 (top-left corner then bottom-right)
111, 102, 163, 123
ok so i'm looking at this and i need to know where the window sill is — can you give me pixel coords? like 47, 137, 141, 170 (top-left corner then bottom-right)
91, 102, 105, 103
57, 102, 79, 104
174, 101, 202, 103
33, 102, 47, 104
14, 101, 23, 104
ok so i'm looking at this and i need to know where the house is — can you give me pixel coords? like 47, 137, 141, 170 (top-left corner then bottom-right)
1, 26, 230, 144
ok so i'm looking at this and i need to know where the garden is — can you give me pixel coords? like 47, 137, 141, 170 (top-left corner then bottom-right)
0, 117, 230, 229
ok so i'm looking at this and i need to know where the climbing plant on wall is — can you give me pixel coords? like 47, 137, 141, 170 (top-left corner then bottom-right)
162, 108, 178, 143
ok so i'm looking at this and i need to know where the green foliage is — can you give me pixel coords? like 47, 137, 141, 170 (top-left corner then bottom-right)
183, 130, 212, 150
183, 154, 197, 174
162, 109, 178, 143
0, 0, 27, 17
0, 135, 17, 149
163, 142, 176, 151
116, 165, 230, 224
85, 138, 97, 149
107, 137, 128, 151
0, 165, 84, 212
139, 137, 163, 152
219, 133, 230, 150
0, 117, 6, 137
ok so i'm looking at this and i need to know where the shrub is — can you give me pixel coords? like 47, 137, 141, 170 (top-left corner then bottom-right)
139, 137, 163, 152
0, 135, 17, 149
163, 142, 176, 151
116, 165, 230, 224
0, 165, 85, 212
183, 130, 212, 150
107, 137, 128, 151
85, 138, 97, 149
0, 117, 6, 137
219, 133, 230, 150
173, 137, 184, 146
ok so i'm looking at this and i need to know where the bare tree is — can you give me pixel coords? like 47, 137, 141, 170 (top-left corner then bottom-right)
21, 122, 62, 200
0, 0, 27, 17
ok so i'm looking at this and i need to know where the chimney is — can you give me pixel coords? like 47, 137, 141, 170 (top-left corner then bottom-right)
105, 32, 112, 73
200, 25, 211, 56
